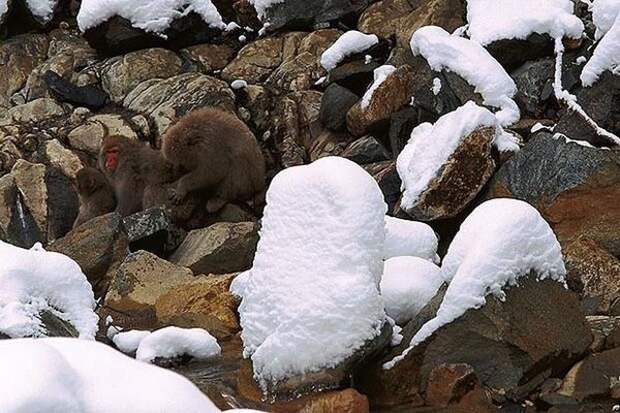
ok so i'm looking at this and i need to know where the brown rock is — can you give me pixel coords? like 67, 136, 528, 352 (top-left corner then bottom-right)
298, 388, 369, 413
358, 0, 414, 39
395, 0, 466, 48
221, 37, 284, 84
425, 363, 478, 407
1, 98, 66, 125
558, 348, 620, 401
67, 113, 139, 155
181, 43, 236, 73
587, 316, 620, 352
43, 139, 83, 180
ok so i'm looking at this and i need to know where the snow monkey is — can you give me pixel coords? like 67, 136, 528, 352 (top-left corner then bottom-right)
162, 108, 266, 213
73, 167, 116, 228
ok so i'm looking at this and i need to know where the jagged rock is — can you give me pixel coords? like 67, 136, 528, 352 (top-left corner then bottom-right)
356, 277, 592, 407
0, 98, 66, 126
0, 34, 49, 108
400, 127, 496, 221
221, 36, 285, 84
170, 222, 259, 275
181, 43, 236, 74
357, 0, 415, 39
154, 273, 239, 340
556, 348, 620, 402
363, 160, 401, 213
123, 72, 235, 136
42, 139, 83, 180
587, 316, 620, 353
342, 136, 390, 164
319, 83, 359, 132
257, 0, 371, 31
488, 133, 620, 246
101, 48, 183, 103
42, 71, 108, 109
101, 250, 194, 330
67, 113, 139, 155
395, 0, 466, 48
49, 213, 129, 298
512, 58, 555, 118
122, 207, 185, 256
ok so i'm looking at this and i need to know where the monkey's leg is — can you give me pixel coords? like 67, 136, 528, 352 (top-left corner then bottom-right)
171, 169, 223, 204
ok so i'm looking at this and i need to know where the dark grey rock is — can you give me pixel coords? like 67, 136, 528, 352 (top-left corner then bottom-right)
122, 207, 185, 257
319, 83, 359, 131
259, 0, 371, 31
342, 136, 390, 164
512, 58, 555, 117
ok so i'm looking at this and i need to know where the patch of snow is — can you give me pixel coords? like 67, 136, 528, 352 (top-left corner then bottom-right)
231, 79, 248, 89
431, 77, 442, 95
411, 26, 520, 126
106, 325, 121, 340
230, 270, 250, 298
239, 34, 247, 43
384, 216, 439, 263
396, 101, 499, 210
381, 257, 443, 325
225, 21, 240, 31
581, 12, 620, 87
314, 76, 327, 86
383, 198, 566, 369
592, 0, 620, 40
25, 0, 57, 22
0, 241, 97, 340
365, 54, 372, 64
77, 0, 226, 34
113, 330, 151, 354
493, 129, 522, 152
136, 326, 221, 363
531, 122, 554, 133
466, 0, 584, 45
575, 56, 587, 64
361, 65, 396, 109
0, 338, 221, 412
249, 0, 284, 20
320, 31, 379, 71
0, 0, 8, 17
238, 156, 387, 391
553, 133, 597, 148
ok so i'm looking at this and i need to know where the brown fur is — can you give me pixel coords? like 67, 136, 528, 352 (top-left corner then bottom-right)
162, 108, 266, 212
73, 167, 116, 228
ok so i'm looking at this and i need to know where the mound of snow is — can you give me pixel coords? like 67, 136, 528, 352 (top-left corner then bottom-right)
581, 12, 620, 87
383, 216, 438, 263
112, 330, 151, 354
396, 102, 501, 210
136, 326, 221, 363
384, 198, 565, 368
230, 270, 250, 298
410, 26, 520, 126
320, 30, 379, 71
592, 0, 620, 40
0, 241, 97, 340
466, 0, 583, 45
25, 0, 57, 22
381, 257, 443, 325
0, 338, 220, 413
77, 0, 226, 33
239, 156, 387, 390
361, 65, 396, 109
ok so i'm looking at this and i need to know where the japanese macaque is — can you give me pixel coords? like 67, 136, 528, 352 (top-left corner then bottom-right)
162, 108, 266, 213
73, 167, 116, 228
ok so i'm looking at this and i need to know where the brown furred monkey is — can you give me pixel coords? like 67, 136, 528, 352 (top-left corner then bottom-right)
162, 108, 266, 212
73, 167, 116, 228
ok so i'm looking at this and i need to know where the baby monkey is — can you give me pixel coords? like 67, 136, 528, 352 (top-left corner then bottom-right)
73, 167, 116, 228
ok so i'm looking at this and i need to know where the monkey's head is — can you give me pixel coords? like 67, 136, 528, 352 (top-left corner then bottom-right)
99, 135, 131, 174
76, 167, 107, 195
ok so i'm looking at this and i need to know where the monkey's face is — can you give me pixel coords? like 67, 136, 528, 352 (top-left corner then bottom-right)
103, 146, 119, 173
76, 169, 102, 195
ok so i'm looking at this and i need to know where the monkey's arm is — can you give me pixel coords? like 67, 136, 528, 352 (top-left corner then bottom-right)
114, 179, 143, 217
171, 163, 227, 204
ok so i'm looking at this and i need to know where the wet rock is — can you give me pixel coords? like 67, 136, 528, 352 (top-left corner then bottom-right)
357, 0, 415, 39
43, 70, 108, 109
169, 222, 259, 275
123, 72, 235, 136
154, 273, 239, 340
556, 348, 620, 402
400, 127, 496, 221
356, 277, 592, 407
101, 48, 183, 103
257, 0, 371, 31
49, 213, 129, 298
488, 133, 620, 246
221, 36, 285, 84
67, 113, 139, 155
181, 43, 236, 74
342, 136, 390, 164
101, 250, 194, 330
319, 83, 359, 132
122, 207, 185, 256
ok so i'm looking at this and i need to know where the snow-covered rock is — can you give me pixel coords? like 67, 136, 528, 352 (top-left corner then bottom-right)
383, 216, 438, 263
0, 338, 221, 412
410, 25, 520, 126
581, 12, 620, 87
466, 0, 584, 45
361, 65, 396, 109
112, 330, 151, 354
77, 0, 226, 33
380, 257, 443, 325
592, 0, 620, 40
25, 0, 58, 23
135, 326, 221, 363
384, 198, 566, 369
238, 156, 387, 391
320, 30, 379, 71
0, 241, 98, 340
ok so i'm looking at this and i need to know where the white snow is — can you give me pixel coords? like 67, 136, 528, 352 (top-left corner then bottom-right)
0, 0, 9, 17
384, 198, 566, 369
320, 31, 379, 71
231, 79, 248, 89
0, 241, 97, 340
361, 65, 396, 109
0, 338, 221, 413
136, 326, 221, 363
380, 257, 443, 325
576, 56, 587, 64
466, 0, 584, 45
230, 270, 250, 299
531, 122, 554, 133
238, 156, 387, 390
112, 329, 151, 354
396, 101, 499, 210
431, 77, 442, 95
249, 0, 284, 20
581, 12, 620, 87
592, 0, 620, 40
25, 0, 57, 22
383, 216, 439, 263
77, 0, 226, 34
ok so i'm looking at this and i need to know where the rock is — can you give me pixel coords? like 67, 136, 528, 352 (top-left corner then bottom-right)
38, 310, 80, 338
356, 277, 592, 407
400, 127, 496, 221
169, 222, 259, 275
342, 136, 390, 164
0, 34, 49, 109
488, 133, 620, 247
257, 0, 371, 31
42, 139, 83, 180
388, 107, 425, 158
0, 98, 66, 125
557, 348, 620, 402
346, 65, 415, 136
512, 57, 555, 118
122, 207, 185, 256
395, 0, 466, 48
587, 316, 620, 353
181, 43, 236, 74
221, 36, 285, 84
357, 0, 415, 39
485, 34, 555, 72
328, 60, 381, 96
319, 83, 359, 132
363, 161, 401, 213
101, 250, 194, 330
298, 388, 370, 413
306, 129, 350, 161
123, 72, 235, 136
154, 273, 239, 340
425, 363, 478, 408
67, 113, 139, 155
49, 213, 128, 297
101, 48, 183, 103
42, 70, 108, 109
